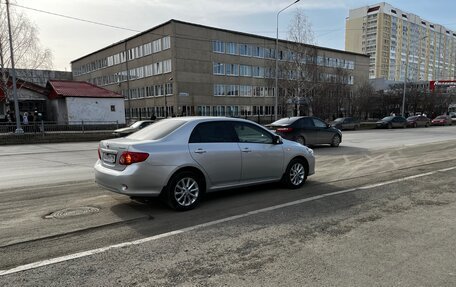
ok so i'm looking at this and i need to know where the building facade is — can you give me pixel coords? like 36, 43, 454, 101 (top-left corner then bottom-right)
47, 80, 126, 125
0, 69, 72, 118
72, 20, 369, 121
346, 2, 456, 81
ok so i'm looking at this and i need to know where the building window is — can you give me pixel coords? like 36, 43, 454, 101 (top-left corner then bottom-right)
226, 85, 239, 96
240, 106, 252, 116
252, 66, 264, 78
225, 64, 239, 76
214, 84, 225, 96
226, 42, 237, 55
239, 44, 252, 56
253, 46, 264, 58
213, 62, 225, 75
154, 62, 163, 75
165, 83, 173, 95
144, 43, 152, 55
240, 65, 252, 77
212, 40, 225, 53
240, 85, 252, 97
153, 39, 162, 53
162, 36, 171, 50
163, 59, 172, 73
111, 105, 116, 112
156, 84, 165, 96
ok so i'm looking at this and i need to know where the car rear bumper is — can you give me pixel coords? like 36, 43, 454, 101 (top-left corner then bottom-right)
94, 160, 174, 197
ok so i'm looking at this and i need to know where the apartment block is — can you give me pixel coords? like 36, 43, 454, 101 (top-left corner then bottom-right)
346, 2, 456, 81
72, 20, 368, 120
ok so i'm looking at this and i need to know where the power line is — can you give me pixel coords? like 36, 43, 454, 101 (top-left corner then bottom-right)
8, 2, 141, 33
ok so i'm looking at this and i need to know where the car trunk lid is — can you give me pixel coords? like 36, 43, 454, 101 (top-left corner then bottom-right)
98, 138, 136, 171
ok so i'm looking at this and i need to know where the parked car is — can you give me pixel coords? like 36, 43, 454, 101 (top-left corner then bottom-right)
330, 117, 360, 130
376, 116, 407, 129
431, 115, 452, 126
95, 117, 315, 211
265, 116, 342, 147
112, 120, 155, 137
449, 112, 456, 121
406, 115, 430, 128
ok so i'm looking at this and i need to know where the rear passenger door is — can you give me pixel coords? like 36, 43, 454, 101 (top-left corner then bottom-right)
344, 118, 353, 130
313, 118, 333, 143
296, 117, 318, 145
188, 121, 241, 187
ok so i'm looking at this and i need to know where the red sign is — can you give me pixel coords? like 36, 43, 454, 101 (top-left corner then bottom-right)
430, 80, 456, 91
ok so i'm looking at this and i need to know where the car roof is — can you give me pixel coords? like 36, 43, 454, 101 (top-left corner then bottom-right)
162, 116, 257, 124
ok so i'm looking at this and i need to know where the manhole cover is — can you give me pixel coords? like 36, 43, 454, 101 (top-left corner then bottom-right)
45, 206, 100, 219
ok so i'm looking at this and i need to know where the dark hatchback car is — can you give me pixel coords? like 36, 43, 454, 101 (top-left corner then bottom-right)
330, 117, 360, 130
266, 116, 342, 147
406, 115, 430, 128
376, 116, 407, 129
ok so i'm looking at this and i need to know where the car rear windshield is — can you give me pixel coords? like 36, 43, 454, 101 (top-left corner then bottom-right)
129, 121, 145, 128
435, 116, 446, 119
127, 119, 186, 140
407, 116, 417, 120
382, 116, 394, 121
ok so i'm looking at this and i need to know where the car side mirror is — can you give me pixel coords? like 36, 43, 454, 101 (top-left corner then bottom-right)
273, 135, 282, 145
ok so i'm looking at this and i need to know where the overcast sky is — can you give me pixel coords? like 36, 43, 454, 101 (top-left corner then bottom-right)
11, 0, 456, 71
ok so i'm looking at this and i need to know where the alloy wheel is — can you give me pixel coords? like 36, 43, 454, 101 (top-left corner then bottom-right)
289, 162, 305, 186
174, 177, 199, 207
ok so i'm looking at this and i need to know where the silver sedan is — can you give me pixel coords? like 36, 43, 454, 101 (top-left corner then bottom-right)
95, 117, 315, 211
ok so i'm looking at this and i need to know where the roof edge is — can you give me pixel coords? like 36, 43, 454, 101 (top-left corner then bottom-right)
71, 19, 368, 64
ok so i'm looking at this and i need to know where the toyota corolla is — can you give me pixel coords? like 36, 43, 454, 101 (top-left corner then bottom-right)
94, 117, 315, 211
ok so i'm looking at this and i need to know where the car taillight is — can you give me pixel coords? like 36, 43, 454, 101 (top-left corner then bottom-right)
98, 146, 101, 159
276, 127, 293, 133
119, 151, 149, 165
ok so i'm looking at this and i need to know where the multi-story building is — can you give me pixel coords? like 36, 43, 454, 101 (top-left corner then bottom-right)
72, 19, 368, 121
346, 2, 456, 81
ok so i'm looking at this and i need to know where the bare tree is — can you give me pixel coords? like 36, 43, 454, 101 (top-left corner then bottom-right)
352, 81, 375, 119
275, 8, 319, 117
0, 1, 53, 109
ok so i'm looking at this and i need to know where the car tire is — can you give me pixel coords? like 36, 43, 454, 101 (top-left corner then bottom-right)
282, 158, 307, 189
353, 125, 359, 130
425, 123, 429, 127
296, 136, 306, 146
413, 123, 417, 128
388, 123, 392, 129
165, 171, 203, 211
330, 135, 341, 147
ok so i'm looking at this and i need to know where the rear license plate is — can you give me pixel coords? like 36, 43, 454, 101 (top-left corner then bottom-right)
103, 153, 116, 163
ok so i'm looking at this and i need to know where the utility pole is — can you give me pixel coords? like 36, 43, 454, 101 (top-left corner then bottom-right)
6, 0, 23, 134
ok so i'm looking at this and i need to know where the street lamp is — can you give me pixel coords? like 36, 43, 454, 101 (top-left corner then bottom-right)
275, 0, 300, 121
401, 35, 427, 117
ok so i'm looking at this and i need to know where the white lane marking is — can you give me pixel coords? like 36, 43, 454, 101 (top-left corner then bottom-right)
1, 166, 456, 276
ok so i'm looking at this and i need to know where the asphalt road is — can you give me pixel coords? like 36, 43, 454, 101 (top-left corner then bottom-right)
1, 126, 456, 286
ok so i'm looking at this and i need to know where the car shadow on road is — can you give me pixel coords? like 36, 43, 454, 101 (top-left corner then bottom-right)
106, 178, 365, 239
308, 144, 369, 155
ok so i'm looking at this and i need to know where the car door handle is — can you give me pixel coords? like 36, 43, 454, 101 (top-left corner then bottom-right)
194, 149, 206, 154
241, 148, 251, 153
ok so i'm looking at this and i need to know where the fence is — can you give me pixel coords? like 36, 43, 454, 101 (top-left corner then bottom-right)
0, 121, 125, 145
